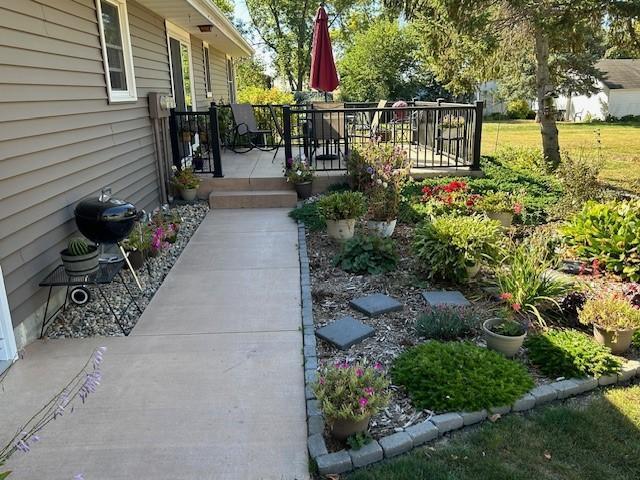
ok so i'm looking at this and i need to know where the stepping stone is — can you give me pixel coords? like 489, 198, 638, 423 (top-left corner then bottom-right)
349, 294, 403, 317
315, 316, 375, 350
422, 290, 471, 307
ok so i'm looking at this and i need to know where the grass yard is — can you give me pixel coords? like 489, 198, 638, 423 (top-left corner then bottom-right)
348, 385, 640, 480
482, 120, 640, 192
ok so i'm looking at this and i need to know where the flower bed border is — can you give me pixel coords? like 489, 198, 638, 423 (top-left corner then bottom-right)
297, 222, 640, 476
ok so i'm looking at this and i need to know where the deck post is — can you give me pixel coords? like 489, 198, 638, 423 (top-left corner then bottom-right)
283, 104, 293, 171
472, 100, 484, 170
209, 102, 224, 177
168, 108, 182, 171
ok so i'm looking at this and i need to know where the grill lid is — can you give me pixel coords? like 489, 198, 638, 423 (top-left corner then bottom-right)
74, 189, 138, 223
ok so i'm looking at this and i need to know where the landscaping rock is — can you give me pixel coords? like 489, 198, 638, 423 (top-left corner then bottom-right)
460, 410, 487, 425
489, 405, 511, 415
348, 440, 384, 467
349, 293, 403, 317
315, 316, 375, 350
599, 374, 618, 386
305, 369, 317, 384
619, 361, 640, 382
572, 377, 598, 393
305, 384, 315, 401
405, 420, 439, 445
512, 393, 536, 412
304, 356, 318, 371
379, 432, 413, 458
430, 413, 464, 433
316, 450, 353, 475
421, 290, 471, 307
551, 379, 582, 399
306, 399, 321, 417
530, 385, 558, 405
308, 415, 324, 436
303, 333, 317, 349
307, 433, 328, 459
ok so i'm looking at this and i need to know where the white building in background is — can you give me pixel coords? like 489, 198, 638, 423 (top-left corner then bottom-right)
477, 59, 640, 121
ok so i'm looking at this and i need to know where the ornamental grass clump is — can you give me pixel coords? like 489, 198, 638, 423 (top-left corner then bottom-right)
412, 214, 503, 282
525, 329, 622, 378
391, 342, 534, 412
560, 199, 640, 281
579, 293, 640, 332
314, 361, 391, 422
333, 235, 398, 274
415, 305, 482, 340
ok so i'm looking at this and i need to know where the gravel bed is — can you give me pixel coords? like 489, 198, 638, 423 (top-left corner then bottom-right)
46, 201, 209, 338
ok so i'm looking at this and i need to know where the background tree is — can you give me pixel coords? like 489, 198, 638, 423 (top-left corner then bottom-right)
339, 19, 450, 101
235, 56, 271, 91
385, 0, 640, 169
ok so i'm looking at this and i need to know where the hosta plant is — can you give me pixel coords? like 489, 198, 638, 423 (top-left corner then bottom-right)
314, 361, 391, 422
333, 235, 398, 274
525, 329, 622, 378
413, 214, 503, 282
560, 200, 640, 281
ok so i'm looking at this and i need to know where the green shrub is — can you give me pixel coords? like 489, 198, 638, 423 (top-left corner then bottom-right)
554, 151, 602, 216
560, 200, 640, 281
392, 342, 534, 412
506, 99, 532, 120
236, 87, 294, 130
415, 306, 482, 340
494, 236, 571, 326
289, 201, 325, 231
333, 235, 398, 274
317, 191, 367, 220
413, 215, 503, 282
525, 329, 622, 378
578, 294, 640, 331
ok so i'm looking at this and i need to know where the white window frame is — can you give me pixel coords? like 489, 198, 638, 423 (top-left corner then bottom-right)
226, 55, 236, 103
0, 266, 18, 369
203, 42, 213, 98
165, 21, 197, 111
96, 0, 137, 103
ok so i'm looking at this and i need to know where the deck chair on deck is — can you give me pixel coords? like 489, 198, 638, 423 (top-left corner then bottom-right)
310, 102, 346, 162
229, 103, 272, 153
369, 100, 389, 138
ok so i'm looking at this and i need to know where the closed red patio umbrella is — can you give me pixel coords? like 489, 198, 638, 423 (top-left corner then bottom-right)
309, 5, 339, 95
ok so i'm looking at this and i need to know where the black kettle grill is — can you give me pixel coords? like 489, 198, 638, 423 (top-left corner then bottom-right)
74, 188, 141, 245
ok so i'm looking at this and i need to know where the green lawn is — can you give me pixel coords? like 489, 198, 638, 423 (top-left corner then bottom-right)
481, 120, 640, 192
348, 385, 640, 480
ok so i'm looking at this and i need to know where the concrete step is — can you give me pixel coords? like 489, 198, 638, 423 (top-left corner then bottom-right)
209, 190, 298, 209
198, 176, 292, 196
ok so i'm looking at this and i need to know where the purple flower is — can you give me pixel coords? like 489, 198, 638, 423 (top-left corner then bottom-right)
358, 397, 368, 408
355, 368, 364, 377
363, 387, 374, 396
319, 377, 325, 385
374, 362, 383, 371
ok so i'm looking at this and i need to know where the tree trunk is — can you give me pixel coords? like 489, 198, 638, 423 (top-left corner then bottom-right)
534, 30, 560, 169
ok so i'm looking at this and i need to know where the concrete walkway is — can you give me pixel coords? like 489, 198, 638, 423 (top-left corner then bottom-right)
0, 209, 308, 480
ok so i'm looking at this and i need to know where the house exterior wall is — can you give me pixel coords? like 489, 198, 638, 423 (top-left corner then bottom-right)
191, 35, 233, 109
556, 82, 610, 121
608, 89, 640, 118
0, 0, 171, 341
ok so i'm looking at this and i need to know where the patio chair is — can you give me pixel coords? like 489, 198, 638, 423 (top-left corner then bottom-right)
267, 104, 306, 164
310, 102, 346, 162
369, 100, 389, 138
229, 103, 273, 153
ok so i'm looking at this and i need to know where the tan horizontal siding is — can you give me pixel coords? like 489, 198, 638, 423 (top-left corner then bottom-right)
0, 0, 170, 329
210, 47, 230, 103
190, 35, 209, 110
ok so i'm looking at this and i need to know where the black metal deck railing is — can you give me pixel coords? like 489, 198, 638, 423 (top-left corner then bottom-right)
168, 100, 484, 177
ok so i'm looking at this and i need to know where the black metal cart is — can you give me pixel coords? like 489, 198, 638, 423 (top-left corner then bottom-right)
38, 260, 142, 338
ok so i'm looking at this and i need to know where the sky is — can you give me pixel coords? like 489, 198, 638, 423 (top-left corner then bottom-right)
232, 0, 276, 75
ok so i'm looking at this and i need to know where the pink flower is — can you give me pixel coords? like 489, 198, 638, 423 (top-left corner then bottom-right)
374, 362, 383, 371
356, 368, 364, 377
513, 203, 523, 215
358, 397, 368, 408
319, 377, 325, 385
499, 292, 513, 301
511, 303, 522, 312
363, 387, 374, 396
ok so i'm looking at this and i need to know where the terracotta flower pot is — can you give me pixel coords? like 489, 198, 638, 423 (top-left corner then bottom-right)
486, 211, 513, 227
329, 416, 370, 441
294, 181, 313, 199
367, 219, 397, 237
483, 318, 526, 357
593, 325, 636, 354
181, 188, 197, 202
326, 219, 356, 241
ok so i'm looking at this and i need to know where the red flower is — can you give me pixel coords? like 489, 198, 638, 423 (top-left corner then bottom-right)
500, 292, 513, 301
513, 203, 523, 215
421, 186, 433, 196
511, 303, 522, 312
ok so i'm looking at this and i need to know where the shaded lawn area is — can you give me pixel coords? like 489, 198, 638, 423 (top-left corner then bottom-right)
481, 120, 640, 192
348, 386, 640, 480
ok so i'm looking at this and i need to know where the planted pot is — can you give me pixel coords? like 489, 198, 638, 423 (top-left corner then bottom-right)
60, 246, 100, 277
192, 157, 204, 171
329, 416, 370, 441
125, 249, 145, 270
367, 219, 397, 237
326, 219, 356, 241
180, 188, 197, 202
486, 211, 513, 227
593, 325, 636, 354
466, 262, 481, 280
483, 318, 526, 357
294, 181, 313, 199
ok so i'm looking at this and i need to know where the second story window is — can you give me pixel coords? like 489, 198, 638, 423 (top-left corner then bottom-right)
96, 0, 137, 102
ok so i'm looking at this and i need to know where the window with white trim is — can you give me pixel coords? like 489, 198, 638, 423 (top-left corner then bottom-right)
203, 44, 212, 98
96, 0, 137, 102
226, 56, 236, 103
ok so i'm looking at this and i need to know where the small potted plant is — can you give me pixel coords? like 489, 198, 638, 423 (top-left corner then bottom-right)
122, 224, 151, 270
314, 361, 390, 441
173, 168, 200, 202
578, 292, 640, 354
476, 191, 524, 227
286, 156, 314, 199
60, 237, 99, 276
192, 145, 204, 171
317, 191, 367, 241
482, 313, 528, 357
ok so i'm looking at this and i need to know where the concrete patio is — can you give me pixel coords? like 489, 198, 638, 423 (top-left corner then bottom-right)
0, 209, 308, 480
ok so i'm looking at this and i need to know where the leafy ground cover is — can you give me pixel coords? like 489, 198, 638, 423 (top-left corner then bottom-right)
348, 385, 640, 480
482, 120, 640, 193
